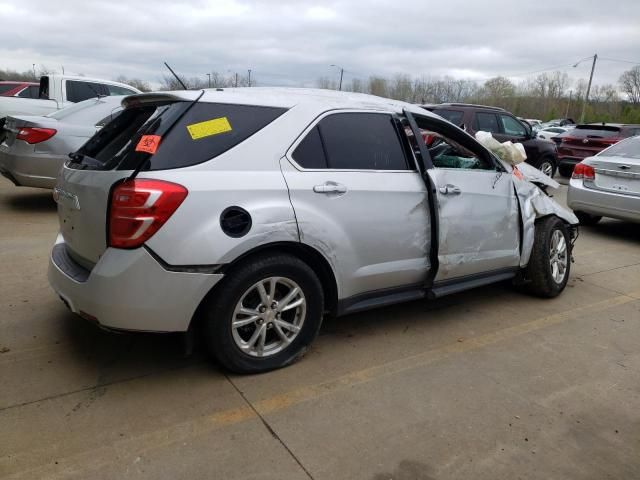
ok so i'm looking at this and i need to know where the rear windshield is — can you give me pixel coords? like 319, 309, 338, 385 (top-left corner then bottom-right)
599, 136, 640, 159
430, 109, 464, 126
571, 125, 622, 138
73, 101, 287, 171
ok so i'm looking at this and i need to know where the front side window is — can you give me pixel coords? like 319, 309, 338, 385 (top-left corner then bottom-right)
499, 115, 527, 136
316, 113, 409, 170
66, 81, 108, 102
474, 112, 500, 133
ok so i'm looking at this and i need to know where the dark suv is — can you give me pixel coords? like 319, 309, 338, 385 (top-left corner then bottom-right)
423, 103, 559, 177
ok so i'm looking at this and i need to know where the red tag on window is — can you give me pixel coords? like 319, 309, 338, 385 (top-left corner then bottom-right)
135, 135, 161, 154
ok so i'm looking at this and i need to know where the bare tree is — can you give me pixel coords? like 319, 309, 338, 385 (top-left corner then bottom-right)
619, 66, 640, 104
115, 75, 151, 92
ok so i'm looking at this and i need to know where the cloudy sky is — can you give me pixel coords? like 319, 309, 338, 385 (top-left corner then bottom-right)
1, 0, 638, 89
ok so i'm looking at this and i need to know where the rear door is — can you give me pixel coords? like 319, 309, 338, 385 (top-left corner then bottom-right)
413, 114, 520, 281
281, 110, 431, 299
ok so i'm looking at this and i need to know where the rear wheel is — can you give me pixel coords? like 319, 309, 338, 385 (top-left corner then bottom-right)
575, 211, 602, 226
522, 216, 571, 298
203, 254, 324, 373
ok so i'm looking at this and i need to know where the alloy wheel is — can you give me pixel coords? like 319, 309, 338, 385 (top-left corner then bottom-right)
549, 230, 568, 284
231, 276, 307, 357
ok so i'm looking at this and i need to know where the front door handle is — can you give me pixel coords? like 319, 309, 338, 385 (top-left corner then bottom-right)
438, 184, 462, 195
313, 182, 347, 194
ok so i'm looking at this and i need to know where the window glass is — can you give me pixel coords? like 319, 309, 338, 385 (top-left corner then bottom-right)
318, 113, 408, 170
17, 86, 39, 98
95, 109, 123, 127
433, 109, 464, 126
423, 130, 493, 170
474, 112, 500, 133
499, 115, 527, 136
599, 136, 640, 159
66, 80, 108, 102
107, 85, 138, 96
0, 84, 17, 95
293, 126, 327, 169
76, 102, 287, 171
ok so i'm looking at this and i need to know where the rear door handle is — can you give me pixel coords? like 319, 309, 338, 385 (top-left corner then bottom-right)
438, 184, 461, 195
313, 182, 347, 194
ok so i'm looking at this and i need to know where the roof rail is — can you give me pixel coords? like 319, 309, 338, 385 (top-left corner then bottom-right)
437, 103, 507, 112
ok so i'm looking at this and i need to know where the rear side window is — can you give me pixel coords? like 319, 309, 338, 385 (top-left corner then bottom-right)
66, 81, 108, 102
315, 113, 408, 170
474, 112, 500, 133
0, 84, 17, 95
76, 102, 287, 171
433, 109, 464, 126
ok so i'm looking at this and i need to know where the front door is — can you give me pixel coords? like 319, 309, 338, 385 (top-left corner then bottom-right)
411, 114, 521, 282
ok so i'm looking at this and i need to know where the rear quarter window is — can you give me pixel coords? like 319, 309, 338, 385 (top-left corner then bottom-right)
432, 109, 464, 126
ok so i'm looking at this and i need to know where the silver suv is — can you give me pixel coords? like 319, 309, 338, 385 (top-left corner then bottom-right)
49, 88, 578, 373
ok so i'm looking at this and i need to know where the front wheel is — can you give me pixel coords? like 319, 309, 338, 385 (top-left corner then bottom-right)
522, 216, 571, 298
203, 254, 324, 373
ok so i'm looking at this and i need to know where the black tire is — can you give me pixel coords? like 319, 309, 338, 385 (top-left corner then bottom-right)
522, 216, 571, 298
203, 254, 324, 374
575, 211, 602, 226
531, 156, 556, 178
558, 164, 574, 178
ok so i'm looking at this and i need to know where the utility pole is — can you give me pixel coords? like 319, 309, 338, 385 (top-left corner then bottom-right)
32, 64, 36, 79
206, 73, 211, 88
330, 64, 344, 91
565, 90, 572, 118
580, 54, 598, 124
235, 72, 238, 88
248, 69, 251, 87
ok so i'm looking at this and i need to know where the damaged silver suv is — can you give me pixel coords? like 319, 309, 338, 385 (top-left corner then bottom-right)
49, 88, 578, 373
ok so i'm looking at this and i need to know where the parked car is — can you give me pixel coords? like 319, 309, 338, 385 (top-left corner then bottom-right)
537, 126, 572, 144
48, 89, 578, 373
0, 74, 140, 120
0, 96, 125, 189
424, 103, 559, 177
0, 81, 40, 98
567, 135, 640, 224
556, 124, 640, 177
547, 118, 576, 127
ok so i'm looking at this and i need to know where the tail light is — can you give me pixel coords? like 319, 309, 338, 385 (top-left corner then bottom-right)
572, 162, 595, 181
108, 179, 188, 249
16, 127, 57, 144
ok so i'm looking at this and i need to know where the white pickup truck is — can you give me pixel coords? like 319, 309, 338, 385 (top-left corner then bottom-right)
0, 74, 141, 119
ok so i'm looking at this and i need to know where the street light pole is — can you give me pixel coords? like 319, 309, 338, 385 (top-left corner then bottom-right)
248, 69, 252, 87
206, 73, 211, 88
580, 54, 598, 124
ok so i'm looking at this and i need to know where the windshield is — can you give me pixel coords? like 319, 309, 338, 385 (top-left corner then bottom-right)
49, 98, 117, 120
48, 97, 124, 125
599, 136, 640, 159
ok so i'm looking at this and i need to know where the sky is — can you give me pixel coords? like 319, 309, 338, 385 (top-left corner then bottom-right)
0, 0, 639, 90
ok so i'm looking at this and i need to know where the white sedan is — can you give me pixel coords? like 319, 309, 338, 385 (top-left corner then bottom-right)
537, 126, 571, 142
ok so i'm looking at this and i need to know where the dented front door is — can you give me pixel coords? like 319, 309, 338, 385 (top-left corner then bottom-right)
427, 168, 520, 282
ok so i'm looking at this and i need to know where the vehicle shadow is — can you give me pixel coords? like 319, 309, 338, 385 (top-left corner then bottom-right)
582, 219, 640, 244
2, 189, 56, 213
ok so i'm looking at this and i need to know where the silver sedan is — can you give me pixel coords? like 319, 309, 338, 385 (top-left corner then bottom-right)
568, 135, 640, 224
0, 96, 124, 189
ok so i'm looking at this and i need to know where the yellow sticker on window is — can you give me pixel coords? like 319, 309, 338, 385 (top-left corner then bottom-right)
186, 117, 232, 140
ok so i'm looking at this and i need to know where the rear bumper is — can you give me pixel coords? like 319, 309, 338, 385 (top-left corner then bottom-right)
567, 179, 640, 223
0, 149, 64, 189
48, 234, 224, 332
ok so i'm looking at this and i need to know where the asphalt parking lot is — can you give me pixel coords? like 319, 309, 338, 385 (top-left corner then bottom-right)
1, 176, 639, 480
